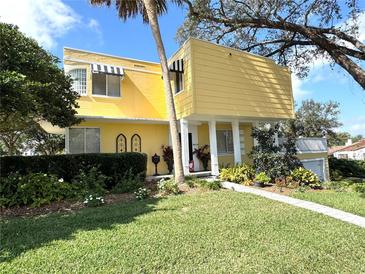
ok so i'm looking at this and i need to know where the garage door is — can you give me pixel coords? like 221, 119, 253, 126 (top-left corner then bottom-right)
301, 159, 325, 181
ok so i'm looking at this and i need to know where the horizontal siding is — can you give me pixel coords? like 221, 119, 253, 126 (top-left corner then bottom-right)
191, 39, 294, 119
171, 41, 194, 119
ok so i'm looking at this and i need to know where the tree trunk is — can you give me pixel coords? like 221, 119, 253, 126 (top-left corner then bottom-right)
143, 0, 185, 183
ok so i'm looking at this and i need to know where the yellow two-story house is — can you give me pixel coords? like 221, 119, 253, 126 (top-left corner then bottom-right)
53, 38, 328, 179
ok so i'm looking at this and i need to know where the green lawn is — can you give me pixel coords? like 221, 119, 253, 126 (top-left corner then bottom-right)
292, 190, 365, 217
1, 191, 365, 273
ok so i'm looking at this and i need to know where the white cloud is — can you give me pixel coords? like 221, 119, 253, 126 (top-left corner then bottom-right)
0, 0, 104, 49
0, 0, 81, 49
88, 19, 104, 45
292, 75, 311, 99
342, 116, 365, 135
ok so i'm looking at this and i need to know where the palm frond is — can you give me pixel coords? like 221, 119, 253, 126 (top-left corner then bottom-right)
90, 0, 183, 23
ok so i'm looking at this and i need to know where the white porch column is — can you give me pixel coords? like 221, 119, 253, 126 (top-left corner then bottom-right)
208, 120, 219, 176
180, 118, 190, 175
231, 120, 241, 164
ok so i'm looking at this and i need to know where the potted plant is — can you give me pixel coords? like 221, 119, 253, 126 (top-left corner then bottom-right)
254, 172, 270, 187
193, 145, 210, 171
161, 145, 174, 174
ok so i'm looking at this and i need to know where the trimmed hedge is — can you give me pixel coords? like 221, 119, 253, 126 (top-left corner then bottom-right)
0, 153, 147, 189
329, 157, 365, 179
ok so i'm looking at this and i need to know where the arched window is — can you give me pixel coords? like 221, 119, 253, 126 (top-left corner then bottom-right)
131, 134, 141, 152
116, 133, 127, 152
69, 69, 87, 95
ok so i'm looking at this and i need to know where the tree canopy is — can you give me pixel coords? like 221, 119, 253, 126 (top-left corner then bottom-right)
178, 0, 365, 89
283, 99, 341, 141
0, 23, 80, 155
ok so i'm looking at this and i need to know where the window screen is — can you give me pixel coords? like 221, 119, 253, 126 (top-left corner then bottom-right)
216, 130, 234, 154
69, 128, 100, 154
85, 128, 100, 153
107, 75, 120, 97
92, 73, 106, 95
175, 72, 183, 93
69, 128, 84, 154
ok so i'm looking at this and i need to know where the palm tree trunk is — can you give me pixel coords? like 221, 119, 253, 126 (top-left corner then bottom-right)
143, 0, 185, 183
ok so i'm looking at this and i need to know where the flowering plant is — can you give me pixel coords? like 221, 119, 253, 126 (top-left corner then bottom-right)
158, 178, 179, 195
134, 187, 150, 200
83, 194, 105, 207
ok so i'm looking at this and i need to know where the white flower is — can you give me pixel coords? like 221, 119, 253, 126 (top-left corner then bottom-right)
58, 178, 64, 183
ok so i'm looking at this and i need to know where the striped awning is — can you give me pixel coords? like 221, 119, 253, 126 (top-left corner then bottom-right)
169, 59, 184, 73
91, 63, 124, 76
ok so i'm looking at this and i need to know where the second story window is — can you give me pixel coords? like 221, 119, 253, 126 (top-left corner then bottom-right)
69, 69, 87, 96
92, 73, 121, 97
175, 72, 184, 94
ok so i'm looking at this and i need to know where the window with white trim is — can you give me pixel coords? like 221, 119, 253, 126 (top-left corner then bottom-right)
69, 69, 87, 95
92, 73, 120, 97
174, 72, 184, 94
217, 130, 234, 154
69, 128, 100, 154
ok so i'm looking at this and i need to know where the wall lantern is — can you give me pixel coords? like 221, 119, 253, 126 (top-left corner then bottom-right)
152, 153, 161, 176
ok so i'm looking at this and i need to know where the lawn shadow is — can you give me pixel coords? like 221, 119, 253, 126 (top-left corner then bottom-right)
0, 197, 166, 263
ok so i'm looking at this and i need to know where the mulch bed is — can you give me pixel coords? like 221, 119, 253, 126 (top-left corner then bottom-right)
0, 181, 206, 219
0, 192, 136, 219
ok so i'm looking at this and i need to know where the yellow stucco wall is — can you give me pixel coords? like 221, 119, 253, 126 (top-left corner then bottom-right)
190, 39, 294, 119
64, 49, 167, 120
76, 120, 170, 175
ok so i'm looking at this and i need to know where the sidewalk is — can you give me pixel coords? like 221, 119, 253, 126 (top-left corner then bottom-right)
221, 181, 365, 228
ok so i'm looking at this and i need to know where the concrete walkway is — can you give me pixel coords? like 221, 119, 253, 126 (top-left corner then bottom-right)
221, 181, 365, 228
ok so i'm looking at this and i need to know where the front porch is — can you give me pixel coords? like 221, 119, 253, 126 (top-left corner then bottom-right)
177, 116, 273, 176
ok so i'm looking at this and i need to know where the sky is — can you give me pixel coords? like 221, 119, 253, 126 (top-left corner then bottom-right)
0, 0, 364, 136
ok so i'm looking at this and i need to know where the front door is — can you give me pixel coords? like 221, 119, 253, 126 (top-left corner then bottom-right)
179, 133, 193, 161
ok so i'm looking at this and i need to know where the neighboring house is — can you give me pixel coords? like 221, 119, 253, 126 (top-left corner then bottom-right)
44, 38, 329, 180
331, 139, 365, 160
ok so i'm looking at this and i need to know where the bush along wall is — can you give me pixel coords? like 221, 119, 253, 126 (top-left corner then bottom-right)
0, 153, 147, 190
329, 157, 365, 179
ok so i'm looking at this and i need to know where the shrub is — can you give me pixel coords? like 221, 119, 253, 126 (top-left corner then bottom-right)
134, 187, 150, 200
0, 172, 77, 208
72, 166, 107, 196
195, 179, 221, 190
158, 178, 179, 195
184, 176, 196, 188
220, 164, 255, 184
329, 158, 365, 179
83, 194, 105, 207
112, 169, 144, 193
291, 167, 321, 188
251, 123, 302, 179
323, 181, 352, 192
0, 153, 147, 190
193, 145, 210, 171
353, 183, 365, 196
254, 172, 271, 184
